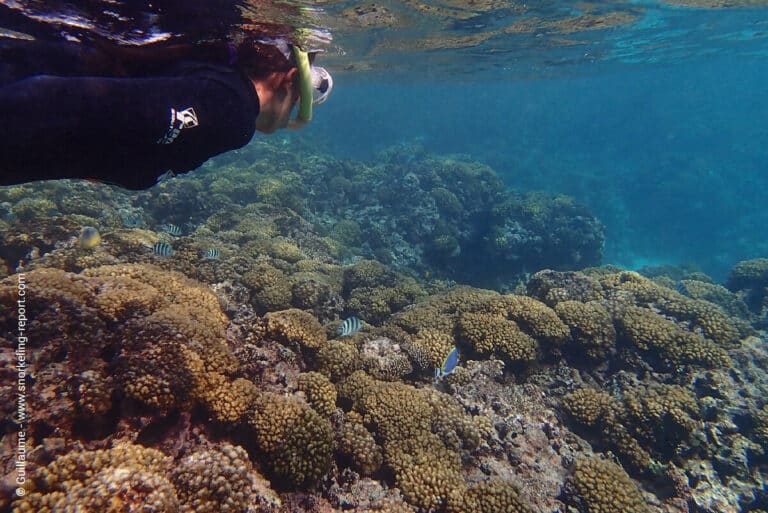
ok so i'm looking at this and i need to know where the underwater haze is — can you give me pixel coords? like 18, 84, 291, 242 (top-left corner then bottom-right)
316, 47, 768, 282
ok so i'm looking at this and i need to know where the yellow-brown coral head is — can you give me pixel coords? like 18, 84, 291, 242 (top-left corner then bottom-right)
571, 458, 652, 513
247, 392, 334, 485
265, 308, 327, 350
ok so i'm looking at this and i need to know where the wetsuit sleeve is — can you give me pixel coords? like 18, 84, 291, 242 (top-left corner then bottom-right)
0, 69, 258, 189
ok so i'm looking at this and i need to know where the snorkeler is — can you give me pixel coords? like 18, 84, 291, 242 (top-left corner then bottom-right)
0, 36, 332, 190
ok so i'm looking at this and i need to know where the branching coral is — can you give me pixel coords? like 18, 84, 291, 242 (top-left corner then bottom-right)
458, 312, 537, 364
347, 277, 425, 325
247, 392, 334, 485
0, 264, 247, 431
336, 411, 384, 476
360, 335, 413, 381
265, 308, 327, 350
555, 300, 616, 361
620, 383, 700, 454
527, 269, 605, 306
316, 340, 362, 382
561, 388, 615, 428
337, 374, 481, 511
726, 258, 768, 291
407, 328, 456, 370
617, 305, 730, 369
343, 260, 396, 291
571, 458, 652, 513
243, 263, 292, 312
485, 294, 570, 347
448, 479, 533, 513
171, 444, 256, 513
562, 383, 700, 473
298, 371, 338, 417
14, 443, 177, 513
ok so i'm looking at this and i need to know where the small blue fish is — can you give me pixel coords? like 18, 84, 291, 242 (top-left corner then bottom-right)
152, 242, 174, 257
434, 347, 459, 380
202, 248, 220, 260
161, 224, 182, 236
338, 316, 362, 337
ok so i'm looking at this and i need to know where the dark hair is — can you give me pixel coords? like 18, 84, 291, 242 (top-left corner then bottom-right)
85, 36, 301, 79
233, 38, 294, 79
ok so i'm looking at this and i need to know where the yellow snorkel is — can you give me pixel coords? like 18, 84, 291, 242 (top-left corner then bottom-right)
292, 45, 313, 126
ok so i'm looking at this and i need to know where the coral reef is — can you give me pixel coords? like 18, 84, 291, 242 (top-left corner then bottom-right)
13, 443, 175, 513
170, 444, 257, 513
555, 300, 616, 361
561, 382, 702, 473
617, 305, 731, 369
14, 442, 260, 513
2, 146, 767, 513
458, 312, 538, 364
298, 371, 338, 417
726, 257, 768, 318
569, 457, 652, 513
265, 308, 327, 350
336, 373, 483, 511
449, 479, 532, 513
246, 392, 334, 485
336, 411, 384, 476
0, 263, 257, 451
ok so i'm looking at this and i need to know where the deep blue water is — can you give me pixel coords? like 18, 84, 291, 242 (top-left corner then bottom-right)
312, 54, 768, 281
3, 0, 767, 282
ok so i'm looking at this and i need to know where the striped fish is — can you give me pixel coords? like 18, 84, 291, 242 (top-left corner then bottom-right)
338, 316, 362, 337
202, 248, 220, 260
161, 223, 182, 236
152, 242, 174, 257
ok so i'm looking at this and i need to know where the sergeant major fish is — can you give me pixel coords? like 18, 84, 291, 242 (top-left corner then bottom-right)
338, 316, 362, 337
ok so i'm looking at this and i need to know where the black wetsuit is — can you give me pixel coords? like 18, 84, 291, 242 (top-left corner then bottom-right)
0, 41, 259, 190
